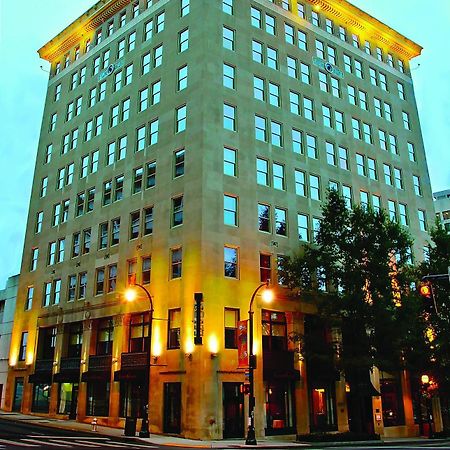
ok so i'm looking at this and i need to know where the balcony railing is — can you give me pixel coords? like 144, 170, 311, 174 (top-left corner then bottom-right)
34, 359, 53, 372
88, 354, 112, 371
60, 357, 81, 371
121, 351, 147, 369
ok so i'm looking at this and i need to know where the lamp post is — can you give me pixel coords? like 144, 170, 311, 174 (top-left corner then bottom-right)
245, 280, 273, 446
421, 374, 433, 439
125, 283, 154, 438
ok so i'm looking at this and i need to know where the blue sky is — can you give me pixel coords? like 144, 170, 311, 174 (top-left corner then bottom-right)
0, 0, 449, 288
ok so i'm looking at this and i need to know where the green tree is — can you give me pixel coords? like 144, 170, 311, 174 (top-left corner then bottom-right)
283, 189, 424, 434
418, 222, 450, 400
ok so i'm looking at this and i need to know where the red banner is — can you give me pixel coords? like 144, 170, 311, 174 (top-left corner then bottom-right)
237, 320, 249, 368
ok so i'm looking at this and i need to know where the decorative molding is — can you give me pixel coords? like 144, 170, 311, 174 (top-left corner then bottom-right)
304, 0, 422, 59
38, 0, 131, 62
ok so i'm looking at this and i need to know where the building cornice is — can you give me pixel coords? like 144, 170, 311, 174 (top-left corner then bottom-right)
304, 0, 422, 59
38, 0, 131, 62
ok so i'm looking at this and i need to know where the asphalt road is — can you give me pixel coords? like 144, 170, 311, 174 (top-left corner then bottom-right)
0, 418, 450, 449
0, 417, 157, 450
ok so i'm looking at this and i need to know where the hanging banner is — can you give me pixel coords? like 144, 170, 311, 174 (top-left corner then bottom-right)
237, 320, 249, 368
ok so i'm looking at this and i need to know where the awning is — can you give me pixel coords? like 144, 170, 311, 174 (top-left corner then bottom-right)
114, 369, 146, 382
81, 370, 111, 382
53, 371, 80, 383
28, 372, 53, 384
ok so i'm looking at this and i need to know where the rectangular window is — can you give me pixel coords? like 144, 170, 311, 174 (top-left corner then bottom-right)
171, 248, 182, 279
168, 309, 181, 348
224, 308, 239, 349
107, 264, 117, 292
224, 246, 238, 278
413, 175, 422, 196
19, 332, 28, 361
224, 147, 237, 176
223, 63, 235, 89
326, 142, 336, 166
223, 0, 233, 14
252, 40, 263, 63
177, 65, 188, 91
144, 207, 153, 235
267, 47, 278, 70
270, 121, 282, 147
309, 175, 320, 200
275, 208, 287, 236
130, 211, 140, 240
260, 253, 271, 282
258, 204, 270, 232
176, 105, 187, 132
172, 196, 183, 226
224, 195, 238, 226
306, 134, 317, 159
25, 287, 34, 310
295, 169, 306, 196
174, 149, 185, 178
223, 26, 234, 50
272, 162, 285, 190
142, 256, 151, 284
224, 104, 236, 131
255, 115, 266, 141
297, 214, 308, 241
256, 158, 269, 186
418, 210, 427, 231
291, 128, 302, 154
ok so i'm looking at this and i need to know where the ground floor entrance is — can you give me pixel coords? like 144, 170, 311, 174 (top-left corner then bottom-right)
163, 382, 181, 434
223, 382, 244, 438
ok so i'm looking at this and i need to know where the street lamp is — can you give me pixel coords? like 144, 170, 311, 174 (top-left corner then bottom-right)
245, 280, 273, 446
421, 374, 433, 439
124, 283, 154, 438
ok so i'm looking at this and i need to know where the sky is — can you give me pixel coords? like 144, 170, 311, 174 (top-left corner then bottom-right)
0, 0, 449, 288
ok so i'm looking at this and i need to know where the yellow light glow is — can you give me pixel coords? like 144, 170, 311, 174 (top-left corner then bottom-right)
9, 354, 17, 367
185, 339, 194, 355
262, 288, 274, 303
421, 374, 430, 384
124, 288, 137, 302
208, 334, 219, 354
152, 323, 162, 357
26, 351, 34, 366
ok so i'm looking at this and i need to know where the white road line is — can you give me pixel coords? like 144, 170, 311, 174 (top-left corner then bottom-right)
26, 436, 108, 440
118, 443, 157, 449
22, 438, 70, 447
0, 438, 39, 447
71, 441, 103, 448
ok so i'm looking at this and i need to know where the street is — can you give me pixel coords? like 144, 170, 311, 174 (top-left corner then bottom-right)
0, 417, 450, 449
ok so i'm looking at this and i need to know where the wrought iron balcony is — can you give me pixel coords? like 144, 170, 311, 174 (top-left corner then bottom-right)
88, 354, 112, 371
60, 357, 81, 371
121, 351, 148, 369
34, 359, 53, 372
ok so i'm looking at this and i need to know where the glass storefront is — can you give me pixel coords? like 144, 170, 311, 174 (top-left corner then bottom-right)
58, 382, 78, 416
380, 371, 405, 427
309, 382, 337, 432
86, 381, 110, 416
264, 381, 295, 434
31, 383, 51, 413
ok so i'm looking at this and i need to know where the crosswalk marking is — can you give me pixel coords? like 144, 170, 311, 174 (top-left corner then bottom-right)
22, 438, 70, 447
0, 438, 38, 447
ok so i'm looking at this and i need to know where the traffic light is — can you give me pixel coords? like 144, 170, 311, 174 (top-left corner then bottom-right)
419, 283, 432, 299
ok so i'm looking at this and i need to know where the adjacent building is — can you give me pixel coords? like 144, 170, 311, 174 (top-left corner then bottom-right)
0, 275, 19, 408
6, 0, 436, 440
433, 190, 450, 233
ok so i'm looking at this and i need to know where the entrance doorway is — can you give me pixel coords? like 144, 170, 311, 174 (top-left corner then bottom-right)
223, 382, 244, 438
12, 378, 24, 412
163, 382, 181, 434
58, 383, 79, 418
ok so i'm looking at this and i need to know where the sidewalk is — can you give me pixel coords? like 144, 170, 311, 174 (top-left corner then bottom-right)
0, 411, 448, 448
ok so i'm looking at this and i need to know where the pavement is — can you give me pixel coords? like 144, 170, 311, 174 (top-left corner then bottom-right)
0, 411, 448, 448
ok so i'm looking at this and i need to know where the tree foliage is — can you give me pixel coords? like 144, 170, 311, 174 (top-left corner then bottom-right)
283, 189, 424, 377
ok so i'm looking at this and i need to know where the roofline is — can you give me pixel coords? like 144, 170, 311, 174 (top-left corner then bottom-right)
38, 0, 422, 63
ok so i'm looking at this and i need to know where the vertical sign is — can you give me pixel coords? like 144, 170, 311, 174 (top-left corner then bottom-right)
237, 320, 249, 368
194, 292, 203, 345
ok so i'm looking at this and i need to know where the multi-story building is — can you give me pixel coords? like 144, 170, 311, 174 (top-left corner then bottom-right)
0, 275, 19, 409
6, 0, 436, 440
434, 190, 450, 233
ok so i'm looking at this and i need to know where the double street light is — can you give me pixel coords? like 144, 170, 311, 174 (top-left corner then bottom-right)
124, 283, 154, 438
245, 280, 274, 446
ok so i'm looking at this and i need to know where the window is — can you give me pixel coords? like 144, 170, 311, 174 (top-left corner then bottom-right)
35, 211, 43, 233
144, 20, 153, 41
372, 195, 381, 213
360, 191, 369, 209
224, 195, 238, 226
150, 118, 159, 144
97, 318, 114, 355
342, 185, 352, 208
260, 254, 271, 282
399, 204, 408, 226
25, 286, 34, 310
402, 111, 411, 130
144, 207, 154, 235
289, 91, 300, 115
50, 113, 57, 131
129, 312, 150, 353
171, 248, 182, 279
297, 214, 308, 241
354, 60, 363, 78
224, 147, 237, 176
223, 0, 233, 14
256, 158, 269, 186
176, 105, 187, 132
326, 142, 336, 166
110, 218, 121, 246
352, 118, 361, 140
303, 97, 314, 120
270, 121, 282, 147
107, 264, 117, 292
306, 134, 317, 159
224, 104, 236, 131
310, 175, 320, 200
19, 332, 28, 361
267, 47, 278, 69
413, 175, 422, 196
178, 28, 189, 52
363, 123, 372, 144
146, 161, 156, 188
295, 170, 306, 196
285, 23, 294, 45
268, 82, 280, 107
99, 223, 108, 250
139, 256, 150, 285
174, 149, 185, 178
168, 309, 181, 348
368, 158, 377, 180
388, 200, 397, 222
177, 65, 188, 90
335, 111, 344, 133
287, 56, 297, 78
359, 91, 368, 110
224, 308, 239, 349
172, 196, 183, 226
397, 82, 405, 100
156, 12, 165, 32
379, 72, 388, 91
258, 204, 270, 232
130, 211, 140, 240
356, 154, 366, 176
224, 247, 238, 278
322, 105, 332, 128
319, 71, 328, 92
272, 163, 285, 190
154, 44, 163, 67
292, 128, 302, 154
418, 210, 427, 231
298, 30, 307, 51
252, 40, 263, 63
394, 168, 403, 189
384, 164, 392, 186
223, 26, 234, 50
265, 14, 275, 35
275, 208, 287, 236
312, 11, 320, 26
223, 63, 235, 89
408, 143, 416, 162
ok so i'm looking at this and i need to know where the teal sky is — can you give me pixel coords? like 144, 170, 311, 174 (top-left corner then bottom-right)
0, 0, 449, 287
